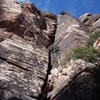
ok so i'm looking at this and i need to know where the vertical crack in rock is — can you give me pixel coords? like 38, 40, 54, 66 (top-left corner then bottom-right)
38, 50, 52, 100
1, 1, 99, 100
38, 13, 58, 100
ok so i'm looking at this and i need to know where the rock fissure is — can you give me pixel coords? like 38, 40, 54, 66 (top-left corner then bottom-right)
38, 12, 58, 100
0, 0, 100, 100
38, 51, 53, 100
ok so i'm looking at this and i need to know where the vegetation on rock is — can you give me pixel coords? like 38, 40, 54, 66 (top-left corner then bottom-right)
86, 31, 100, 47
61, 31, 100, 65
48, 44, 59, 52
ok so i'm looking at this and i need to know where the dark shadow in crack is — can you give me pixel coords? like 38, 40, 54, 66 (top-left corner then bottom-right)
38, 50, 52, 100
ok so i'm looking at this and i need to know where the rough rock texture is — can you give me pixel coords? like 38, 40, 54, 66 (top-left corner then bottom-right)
93, 37, 100, 49
41, 11, 57, 44
0, 0, 57, 99
0, 0, 22, 21
0, 89, 37, 100
0, 37, 48, 98
80, 13, 100, 32
48, 59, 99, 100
47, 12, 100, 100
0, 0, 56, 47
41, 11, 58, 68
55, 12, 89, 60
0, 0, 100, 100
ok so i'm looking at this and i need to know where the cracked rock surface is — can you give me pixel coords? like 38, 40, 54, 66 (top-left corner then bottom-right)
47, 59, 98, 100
0, 0, 56, 99
0, 0, 100, 100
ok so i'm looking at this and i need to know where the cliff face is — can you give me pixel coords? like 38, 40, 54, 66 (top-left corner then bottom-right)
47, 12, 100, 100
0, 0, 56, 99
48, 59, 98, 100
54, 12, 89, 60
80, 13, 100, 32
0, 0, 100, 100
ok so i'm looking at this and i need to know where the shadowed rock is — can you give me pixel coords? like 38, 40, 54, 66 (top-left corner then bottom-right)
47, 59, 99, 100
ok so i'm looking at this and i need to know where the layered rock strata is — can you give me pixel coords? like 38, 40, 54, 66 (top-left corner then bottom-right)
0, 0, 56, 99
0, 0, 100, 100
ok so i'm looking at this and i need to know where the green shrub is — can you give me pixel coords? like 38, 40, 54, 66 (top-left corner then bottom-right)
61, 46, 100, 65
48, 44, 59, 52
86, 31, 100, 46
61, 31, 100, 65
60, 52, 74, 65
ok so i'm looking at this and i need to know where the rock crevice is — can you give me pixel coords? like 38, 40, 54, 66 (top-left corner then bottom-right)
0, 1, 100, 100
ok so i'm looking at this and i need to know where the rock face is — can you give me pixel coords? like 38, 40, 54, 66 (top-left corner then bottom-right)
41, 11, 57, 44
0, 0, 22, 21
0, 0, 56, 99
79, 13, 100, 32
0, 38, 48, 98
48, 59, 99, 100
47, 12, 100, 100
93, 37, 100, 49
55, 12, 89, 60
0, 0, 100, 100
0, 0, 55, 46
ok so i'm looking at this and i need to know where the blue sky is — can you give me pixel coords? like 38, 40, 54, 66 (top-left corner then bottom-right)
17, 0, 100, 17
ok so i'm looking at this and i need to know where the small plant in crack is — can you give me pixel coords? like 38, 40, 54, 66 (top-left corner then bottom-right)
48, 44, 59, 52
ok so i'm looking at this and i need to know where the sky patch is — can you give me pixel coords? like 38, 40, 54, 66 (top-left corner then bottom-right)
16, 0, 100, 17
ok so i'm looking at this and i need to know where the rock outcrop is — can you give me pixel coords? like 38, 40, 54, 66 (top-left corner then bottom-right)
0, 0, 56, 99
41, 11, 57, 44
93, 37, 100, 49
47, 59, 99, 100
47, 12, 100, 100
0, 37, 48, 99
0, 0, 100, 100
55, 12, 89, 60
0, 0, 56, 46
80, 13, 100, 32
